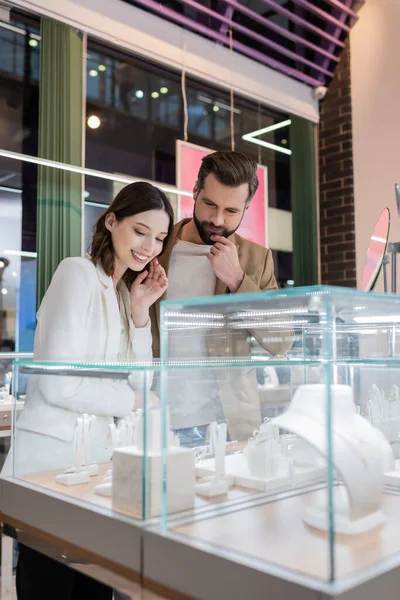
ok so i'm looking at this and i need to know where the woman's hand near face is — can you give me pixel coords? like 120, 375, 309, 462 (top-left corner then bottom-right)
130, 258, 168, 327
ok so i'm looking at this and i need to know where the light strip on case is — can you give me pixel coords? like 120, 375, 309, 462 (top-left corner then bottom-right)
233, 319, 308, 328
165, 321, 224, 328
0, 149, 194, 198
242, 119, 292, 156
354, 316, 400, 324
165, 312, 224, 319
233, 308, 305, 318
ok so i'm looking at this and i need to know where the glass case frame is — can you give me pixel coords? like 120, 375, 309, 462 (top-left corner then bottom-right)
159, 285, 400, 587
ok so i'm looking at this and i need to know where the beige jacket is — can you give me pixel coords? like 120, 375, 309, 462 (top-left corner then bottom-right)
150, 219, 291, 440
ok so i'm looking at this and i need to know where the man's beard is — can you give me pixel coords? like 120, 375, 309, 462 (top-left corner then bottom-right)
193, 207, 243, 245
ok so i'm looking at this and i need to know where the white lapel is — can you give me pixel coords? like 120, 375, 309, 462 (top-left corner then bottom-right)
118, 280, 135, 346
95, 263, 120, 360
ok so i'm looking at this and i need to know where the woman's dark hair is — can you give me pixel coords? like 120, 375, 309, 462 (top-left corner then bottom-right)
90, 181, 174, 288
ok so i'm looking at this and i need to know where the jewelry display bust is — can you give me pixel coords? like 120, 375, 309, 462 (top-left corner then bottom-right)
273, 384, 388, 535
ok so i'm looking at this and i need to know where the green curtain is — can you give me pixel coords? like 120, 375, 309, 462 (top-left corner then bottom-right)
36, 19, 83, 306
290, 116, 319, 286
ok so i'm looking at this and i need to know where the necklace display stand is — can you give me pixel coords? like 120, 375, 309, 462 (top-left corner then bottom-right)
56, 414, 99, 486
363, 383, 400, 486
195, 420, 326, 492
272, 384, 387, 535
94, 414, 137, 497
196, 422, 232, 497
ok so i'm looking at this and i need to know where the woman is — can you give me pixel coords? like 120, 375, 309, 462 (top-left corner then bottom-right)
8, 181, 174, 600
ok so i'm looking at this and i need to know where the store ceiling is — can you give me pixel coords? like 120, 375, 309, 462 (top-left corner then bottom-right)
123, 0, 364, 88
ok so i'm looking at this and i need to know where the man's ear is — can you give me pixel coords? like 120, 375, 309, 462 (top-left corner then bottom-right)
193, 181, 199, 201
105, 212, 116, 232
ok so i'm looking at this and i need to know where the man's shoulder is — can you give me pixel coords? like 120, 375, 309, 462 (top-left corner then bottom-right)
173, 218, 191, 233
232, 233, 271, 259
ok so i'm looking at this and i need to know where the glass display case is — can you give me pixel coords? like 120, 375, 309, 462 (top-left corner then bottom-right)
158, 285, 400, 590
4, 360, 176, 521
0, 359, 174, 596
0, 353, 29, 470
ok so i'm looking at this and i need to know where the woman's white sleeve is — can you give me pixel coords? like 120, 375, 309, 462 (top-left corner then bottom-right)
127, 320, 154, 391
36, 259, 135, 417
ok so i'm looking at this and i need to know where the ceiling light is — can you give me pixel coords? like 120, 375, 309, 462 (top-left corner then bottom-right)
12, 271, 17, 277
28, 39, 38, 48
1, 288, 8, 295
242, 119, 292, 156
0, 261, 4, 269
151, 92, 159, 99
0, 149, 194, 199
213, 105, 219, 112
85, 200, 109, 208
281, 139, 288, 145
0, 186, 21, 194
214, 100, 241, 115
98, 64, 106, 72
197, 94, 212, 105
160, 87, 168, 94
87, 115, 101, 129
4, 250, 37, 258
135, 90, 144, 99
89, 69, 98, 77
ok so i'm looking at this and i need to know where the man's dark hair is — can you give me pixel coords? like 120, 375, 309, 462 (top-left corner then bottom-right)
196, 150, 259, 203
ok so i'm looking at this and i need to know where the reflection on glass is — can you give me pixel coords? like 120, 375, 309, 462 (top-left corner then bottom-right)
361, 208, 390, 292
187, 89, 212, 139
150, 74, 180, 128
0, 186, 22, 351
0, 16, 40, 154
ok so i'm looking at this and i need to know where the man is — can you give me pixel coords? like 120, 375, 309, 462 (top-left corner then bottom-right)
151, 150, 291, 442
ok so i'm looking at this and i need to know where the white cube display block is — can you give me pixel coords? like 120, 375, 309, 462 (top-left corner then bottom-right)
112, 446, 195, 518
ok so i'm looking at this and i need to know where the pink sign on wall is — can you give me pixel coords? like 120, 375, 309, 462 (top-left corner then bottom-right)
176, 140, 268, 247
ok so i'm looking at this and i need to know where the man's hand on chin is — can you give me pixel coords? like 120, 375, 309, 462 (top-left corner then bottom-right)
207, 235, 244, 292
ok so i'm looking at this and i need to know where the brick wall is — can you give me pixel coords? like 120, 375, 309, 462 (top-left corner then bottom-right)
319, 40, 356, 287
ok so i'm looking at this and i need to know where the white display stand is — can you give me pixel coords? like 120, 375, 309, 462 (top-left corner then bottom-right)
258, 366, 279, 390
366, 384, 400, 454
244, 421, 282, 479
94, 413, 137, 497
112, 408, 195, 517
134, 408, 180, 453
272, 384, 388, 535
196, 422, 231, 497
56, 414, 99, 486
112, 446, 195, 517
195, 420, 326, 493
196, 446, 325, 492
362, 383, 400, 488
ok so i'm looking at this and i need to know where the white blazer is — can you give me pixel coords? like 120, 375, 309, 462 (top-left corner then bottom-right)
16, 257, 153, 443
